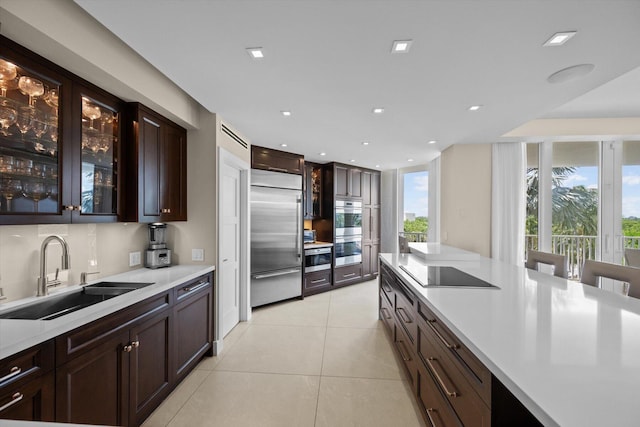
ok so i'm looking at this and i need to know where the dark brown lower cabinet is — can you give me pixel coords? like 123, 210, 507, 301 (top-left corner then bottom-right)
303, 269, 332, 296
0, 371, 55, 422
334, 264, 363, 286
416, 363, 462, 427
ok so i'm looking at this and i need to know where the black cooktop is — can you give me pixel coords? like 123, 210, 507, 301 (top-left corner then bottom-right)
399, 265, 499, 289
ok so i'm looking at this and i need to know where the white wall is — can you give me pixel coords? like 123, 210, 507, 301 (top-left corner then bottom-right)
380, 169, 398, 253
0, 0, 221, 302
440, 144, 492, 257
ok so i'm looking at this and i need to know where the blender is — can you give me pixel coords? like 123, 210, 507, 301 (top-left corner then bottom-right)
145, 223, 171, 268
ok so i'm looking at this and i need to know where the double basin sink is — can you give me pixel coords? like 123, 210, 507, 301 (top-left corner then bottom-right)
0, 281, 154, 321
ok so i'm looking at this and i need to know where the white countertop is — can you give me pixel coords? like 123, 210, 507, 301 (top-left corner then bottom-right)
408, 242, 479, 260
380, 251, 640, 427
0, 265, 214, 360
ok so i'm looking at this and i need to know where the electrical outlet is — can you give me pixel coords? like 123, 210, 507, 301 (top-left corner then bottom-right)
129, 251, 141, 267
192, 249, 204, 262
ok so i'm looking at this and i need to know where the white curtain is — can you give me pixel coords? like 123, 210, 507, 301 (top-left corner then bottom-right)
491, 142, 526, 266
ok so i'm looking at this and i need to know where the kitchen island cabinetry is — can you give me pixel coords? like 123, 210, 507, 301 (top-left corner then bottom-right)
0, 340, 55, 422
124, 103, 187, 223
251, 145, 303, 175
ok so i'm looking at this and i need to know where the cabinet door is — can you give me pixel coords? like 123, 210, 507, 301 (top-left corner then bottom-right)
362, 171, 372, 205
138, 111, 162, 222
335, 165, 349, 197
371, 172, 380, 205
350, 168, 362, 198
129, 310, 172, 426
71, 85, 123, 222
363, 206, 372, 242
56, 330, 129, 426
0, 42, 72, 224
160, 124, 187, 221
174, 283, 212, 381
0, 371, 54, 422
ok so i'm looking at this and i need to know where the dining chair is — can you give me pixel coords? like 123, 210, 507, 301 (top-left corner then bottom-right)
525, 250, 568, 278
581, 260, 640, 298
624, 248, 640, 268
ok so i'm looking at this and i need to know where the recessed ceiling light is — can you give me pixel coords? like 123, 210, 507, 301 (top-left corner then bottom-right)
408, 158, 414, 162
428, 140, 437, 144
281, 110, 292, 117
372, 108, 384, 114
246, 47, 264, 59
547, 63, 595, 84
543, 31, 577, 47
391, 40, 412, 53
468, 105, 482, 111
362, 142, 369, 146
280, 144, 288, 147
350, 159, 356, 163
319, 152, 326, 156
375, 165, 381, 168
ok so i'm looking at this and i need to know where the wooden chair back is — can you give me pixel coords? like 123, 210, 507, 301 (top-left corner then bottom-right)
525, 250, 568, 278
581, 260, 640, 298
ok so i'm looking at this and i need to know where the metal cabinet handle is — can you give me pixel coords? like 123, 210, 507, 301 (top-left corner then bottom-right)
426, 357, 458, 398
381, 282, 392, 293
426, 319, 459, 350
343, 273, 356, 278
397, 307, 412, 324
0, 366, 21, 384
0, 392, 23, 413
426, 408, 441, 427
310, 278, 327, 284
395, 340, 411, 362
380, 307, 391, 320
253, 269, 300, 280
182, 281, 210, 293
131, 341, 140, 349
123, 344, 132, 353
267, 166, 288, 173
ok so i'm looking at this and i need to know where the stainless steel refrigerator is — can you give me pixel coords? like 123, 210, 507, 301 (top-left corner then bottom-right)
250, 169, 303, 307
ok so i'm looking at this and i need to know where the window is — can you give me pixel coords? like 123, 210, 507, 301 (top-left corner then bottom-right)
402, 170, 428, 242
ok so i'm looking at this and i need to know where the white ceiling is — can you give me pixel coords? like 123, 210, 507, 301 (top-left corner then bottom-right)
74, 0, 640, 170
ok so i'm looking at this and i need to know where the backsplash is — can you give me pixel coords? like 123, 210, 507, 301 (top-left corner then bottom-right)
0, 222, 148, 303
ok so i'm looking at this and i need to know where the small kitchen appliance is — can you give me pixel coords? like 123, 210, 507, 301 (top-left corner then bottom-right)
145, 223, 171, 268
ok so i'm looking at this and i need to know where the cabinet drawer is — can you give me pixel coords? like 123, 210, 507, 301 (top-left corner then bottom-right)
0, 371, 54, 422
379, 269, 394, 306
175, 274, 212, 301
418, 327, 491, 427
393, 322, 417, 387
304, 270, 332, 295
395, 289, 417, 345
334, 264, 362, 286
57, 291, 171, 363
416, 363, 462, 427
0, 340, 54, 390
418, 302, 491, 406
379, 290, 394, 335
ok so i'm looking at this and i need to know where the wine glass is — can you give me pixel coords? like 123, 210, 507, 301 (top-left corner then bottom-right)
22, 181, 47, 213
15, 106, 33, 142
18, 76, 45, 106
0, 100, 17, 136
30, 111, 48, 152
46, 183, 58, 201
1, 179, 22, 212
43, 88, 59, 109
0, 59, 18, 97
82, 98, 101, 130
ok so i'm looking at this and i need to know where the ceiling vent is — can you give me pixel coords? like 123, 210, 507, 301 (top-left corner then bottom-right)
221, 123, 248, 149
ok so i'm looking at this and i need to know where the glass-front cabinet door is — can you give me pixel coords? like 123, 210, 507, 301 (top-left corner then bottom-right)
0, 51, 70, 223
70, 85, 122, 222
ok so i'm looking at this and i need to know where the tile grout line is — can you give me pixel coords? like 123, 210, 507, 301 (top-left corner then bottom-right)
314, 283, 333, 426
159, 369, 214, 427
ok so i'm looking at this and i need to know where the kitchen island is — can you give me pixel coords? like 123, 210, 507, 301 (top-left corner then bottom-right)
380, 251, 640, 427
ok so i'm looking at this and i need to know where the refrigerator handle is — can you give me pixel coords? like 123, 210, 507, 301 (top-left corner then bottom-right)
296, 195, 302, 258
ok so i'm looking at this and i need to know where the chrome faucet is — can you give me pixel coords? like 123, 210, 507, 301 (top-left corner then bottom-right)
37, 235, 71, 297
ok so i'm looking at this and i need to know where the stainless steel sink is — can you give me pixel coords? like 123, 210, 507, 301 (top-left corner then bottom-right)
0, 281, 155, 321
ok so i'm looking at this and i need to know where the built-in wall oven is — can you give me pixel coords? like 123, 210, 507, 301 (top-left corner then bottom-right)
335, 200, 362, 237
335, 235, 362, 267
304, 247, 332, 272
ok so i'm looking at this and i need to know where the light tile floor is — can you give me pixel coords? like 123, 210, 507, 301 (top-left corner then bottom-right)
142, 278, 425, 427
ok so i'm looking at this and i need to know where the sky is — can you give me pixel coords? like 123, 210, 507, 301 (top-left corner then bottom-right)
558, 165, 640, 218
404, 171, 428, 218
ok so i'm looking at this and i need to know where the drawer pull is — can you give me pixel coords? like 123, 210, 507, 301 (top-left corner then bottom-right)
123, 344, 133, 353
343, 273, 356, 278
0, 366, 21, 384
426, 408, 441, 427
310, 278, 327, 284
182, 281, 210, 294
395, 340, 412, 362
0, 392, 24, 412
426, 357, 458, 398
382, 283, 392, 293
380, 307, 392, 319
397, 307, 412, 324
131, 340, 140, 349
268, 166, 289, 173
426, 319, 459, 350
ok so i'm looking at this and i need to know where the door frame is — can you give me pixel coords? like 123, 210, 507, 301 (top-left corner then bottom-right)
215, 147, 250, 354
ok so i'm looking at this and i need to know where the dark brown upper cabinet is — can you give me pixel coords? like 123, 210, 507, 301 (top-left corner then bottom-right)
304, 162, 323, 219
334, 164, 362, 199
251, 145, 303, 175
123, 103, 187, 223
0, 35, 126, 225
